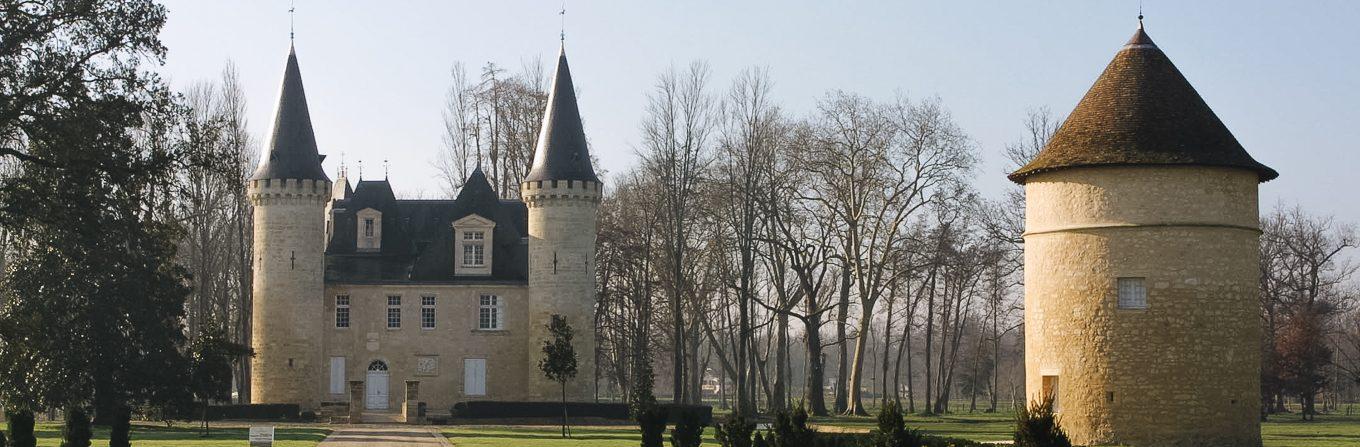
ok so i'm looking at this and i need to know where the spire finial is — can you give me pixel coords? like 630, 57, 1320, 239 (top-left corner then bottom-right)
289, 0, 296, 42
383, 159, 389, 180
559, 2, 567, 42
358, 160, 364, 181
1138, 1, 1144, 29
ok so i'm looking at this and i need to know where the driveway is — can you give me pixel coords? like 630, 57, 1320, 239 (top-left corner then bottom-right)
318, 426, 451, 446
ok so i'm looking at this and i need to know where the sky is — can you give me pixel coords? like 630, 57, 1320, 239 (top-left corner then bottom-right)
157, 1, 1360, 224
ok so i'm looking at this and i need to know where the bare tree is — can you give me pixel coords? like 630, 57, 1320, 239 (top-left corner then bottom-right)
639, 61, 716, 404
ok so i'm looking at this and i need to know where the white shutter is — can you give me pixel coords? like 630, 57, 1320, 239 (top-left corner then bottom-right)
329, 357, 346, 394
464, 359, 487, 396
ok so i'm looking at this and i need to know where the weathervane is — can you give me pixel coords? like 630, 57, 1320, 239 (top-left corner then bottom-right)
560, 2, 566, 42
383, 159, 390, 180
1138, 1, 1144, 28
289, 0, 296, 41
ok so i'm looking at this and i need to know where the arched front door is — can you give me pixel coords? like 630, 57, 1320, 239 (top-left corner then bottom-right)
365, 360, 389, 410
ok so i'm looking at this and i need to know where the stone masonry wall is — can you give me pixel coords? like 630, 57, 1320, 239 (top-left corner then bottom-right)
321, 283, 528, 413
249, 178, 331, 410
1023, 166, 1261, 446
521, 179, 601, 402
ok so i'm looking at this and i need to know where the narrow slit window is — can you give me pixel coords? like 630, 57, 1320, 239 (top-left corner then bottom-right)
1117, 277, 1148, 309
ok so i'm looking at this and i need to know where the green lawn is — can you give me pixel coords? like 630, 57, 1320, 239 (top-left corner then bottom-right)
31, 422, 329, 447
441, 411, 1360, 446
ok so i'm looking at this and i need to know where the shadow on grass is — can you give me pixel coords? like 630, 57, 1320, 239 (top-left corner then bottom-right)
34, 423, 329, 442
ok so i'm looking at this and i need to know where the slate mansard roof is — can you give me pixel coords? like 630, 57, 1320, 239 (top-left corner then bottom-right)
1009, 24, 1277, 183
252, 46, 330, 182
325, 168, 529, 284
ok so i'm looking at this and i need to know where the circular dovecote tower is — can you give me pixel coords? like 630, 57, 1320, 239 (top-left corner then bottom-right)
520, 44, 601, 402
1011, 22, 1277, 446
248, 45, 331, 410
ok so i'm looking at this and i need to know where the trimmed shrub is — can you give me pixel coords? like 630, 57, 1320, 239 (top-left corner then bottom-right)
202, 404, 300, 421
668, 407, 707, 447
60, 408, 93, 447
658, 404, 714, 426
637, 404, 669, 447
108, 407, 132, 447
451, 401, 631, 419
768, 405, 816, 447
5, 410, 36, 447
1013, 395, 1071, 447
869, 400, 924, 447
714, 413, 756, 447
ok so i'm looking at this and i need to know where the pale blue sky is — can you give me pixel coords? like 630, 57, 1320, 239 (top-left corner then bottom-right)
158, 1, 1359, 223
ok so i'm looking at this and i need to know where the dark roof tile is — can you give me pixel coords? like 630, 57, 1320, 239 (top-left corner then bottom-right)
1010, 26, 1277, 183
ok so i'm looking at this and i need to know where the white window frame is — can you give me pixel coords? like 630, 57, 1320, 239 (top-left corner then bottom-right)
386, 295, 401, 329
1117, 277, 1148, 309
335, 295, 351, 328
463, 231, 485, 267
421, 295, 436, 330
478, 294, 502, 330
356, 208, 383, 252
452, 214, 495, 276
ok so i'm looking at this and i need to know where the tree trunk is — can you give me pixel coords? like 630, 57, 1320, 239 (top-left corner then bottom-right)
845, 310, 872, 416
805, 314, 828, 415
834, 267, 851, 414
773, 312, 789, 411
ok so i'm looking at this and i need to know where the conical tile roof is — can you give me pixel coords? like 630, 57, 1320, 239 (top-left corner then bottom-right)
1010, 24, 1277, 183
524, 45, 599, 183
251, 45, 330, 182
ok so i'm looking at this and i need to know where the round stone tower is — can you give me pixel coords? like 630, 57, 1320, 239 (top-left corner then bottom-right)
520, 44, 601, 402
1011, 22, 1277, 446
249, 45, 331, 410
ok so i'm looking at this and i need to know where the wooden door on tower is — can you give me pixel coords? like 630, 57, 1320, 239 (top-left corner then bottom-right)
365, 360, 389, 410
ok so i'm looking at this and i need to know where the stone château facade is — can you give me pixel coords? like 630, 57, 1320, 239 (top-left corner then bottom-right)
248, 43, 600, 414
1011, 22, 1277, 446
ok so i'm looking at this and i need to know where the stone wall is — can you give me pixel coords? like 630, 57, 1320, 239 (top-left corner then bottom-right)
321, 283, 529, 412
1023, 166, 1261, 446
249, 178, 331, 410
521, 179, 601, 402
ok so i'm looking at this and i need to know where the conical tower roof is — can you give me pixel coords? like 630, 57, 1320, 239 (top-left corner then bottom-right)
1009, 23, 1277, 183
251, 45, 330, 182
524, 45, 599, 183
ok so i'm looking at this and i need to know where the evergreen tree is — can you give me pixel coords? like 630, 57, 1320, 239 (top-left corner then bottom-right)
0, 0, 196, 423
1013, 395, 1071, 447
60, 408, 93, 447
108, 407, 132, 447
4, 410, 35, 447
538, 315, 579, 438
190, 324, 253, 436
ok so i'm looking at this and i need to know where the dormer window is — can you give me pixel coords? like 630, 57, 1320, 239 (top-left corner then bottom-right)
356, 208, 382, 252
463, 231, 485, 266
452, 214, 496, 276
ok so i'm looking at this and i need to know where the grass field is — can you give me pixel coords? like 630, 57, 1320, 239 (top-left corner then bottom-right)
29, 422, 329, 447
441, 411, 1360, 447
10, 411, 1358, 446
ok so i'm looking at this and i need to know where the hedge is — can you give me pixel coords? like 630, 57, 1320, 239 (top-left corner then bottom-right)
449, 401, 713, 425
201, 404, 301, 421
